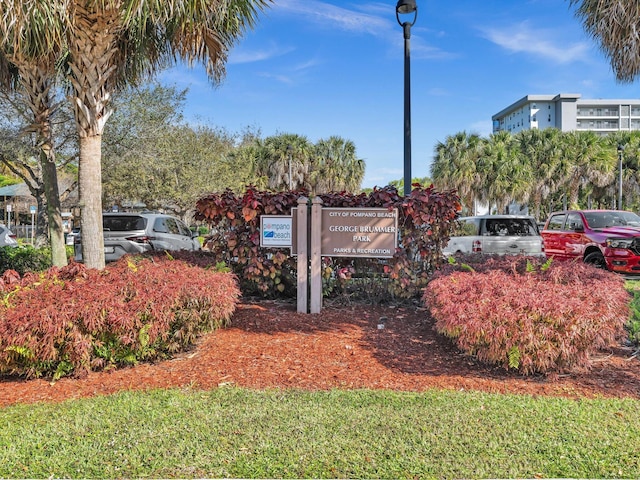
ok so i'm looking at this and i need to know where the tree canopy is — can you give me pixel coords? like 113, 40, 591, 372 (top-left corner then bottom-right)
430, 128, 629, 219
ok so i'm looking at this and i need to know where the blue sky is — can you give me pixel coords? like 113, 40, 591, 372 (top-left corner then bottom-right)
160, 0, 640, 189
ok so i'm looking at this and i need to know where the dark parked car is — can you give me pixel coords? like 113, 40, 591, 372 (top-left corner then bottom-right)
74, 212, 200, 262
541, 209, 640, 274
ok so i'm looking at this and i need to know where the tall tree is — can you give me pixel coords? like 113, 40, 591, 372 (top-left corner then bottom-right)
603, 131, 640, 210
560, 131, 613, 208
431, 131, 483, 214
259, 133, 313, 191
0, 0, 272, 269
65, 0, 271, 269
101, 83, 187, 210
102, 82, 262, 215
311, 136, 365, 193
478, 130, 531, 214
0, 94, 79, 245
570, 0, 640, 82
514, 128, 562, 220
0, 3, 68, 266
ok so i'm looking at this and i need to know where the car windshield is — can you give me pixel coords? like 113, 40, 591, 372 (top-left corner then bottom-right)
484, 218, 538, 236
583, 211, 640, 228
103, 216, 146, 231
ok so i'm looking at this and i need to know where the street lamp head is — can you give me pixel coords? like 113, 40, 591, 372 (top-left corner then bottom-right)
396, 0, 417, 26
396, 0, 417, 14
617, 143, 625, 153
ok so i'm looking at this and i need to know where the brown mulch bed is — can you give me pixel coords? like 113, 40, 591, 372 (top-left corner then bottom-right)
1, 300, 639, 407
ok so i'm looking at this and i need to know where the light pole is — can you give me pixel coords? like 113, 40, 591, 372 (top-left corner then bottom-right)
396, 0, 417, 197
617, 144, 624, 210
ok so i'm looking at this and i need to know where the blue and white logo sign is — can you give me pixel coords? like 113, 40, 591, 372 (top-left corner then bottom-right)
260, 215, 292, 247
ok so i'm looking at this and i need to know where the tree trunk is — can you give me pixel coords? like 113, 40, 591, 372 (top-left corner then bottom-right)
34, 195, 49, 248
78, 134, 105, 269
40, 150, 67, 266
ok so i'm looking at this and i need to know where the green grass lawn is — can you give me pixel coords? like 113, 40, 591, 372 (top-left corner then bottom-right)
1, 387, 638, 479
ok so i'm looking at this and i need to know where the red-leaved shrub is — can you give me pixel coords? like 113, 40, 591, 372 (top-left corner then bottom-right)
195, 184, 461, 300
0, 255, 240, 380
424, 257, 630, 374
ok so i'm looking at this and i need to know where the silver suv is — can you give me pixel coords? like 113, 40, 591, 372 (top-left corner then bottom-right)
443, 215, 544, 256
74, 212, 201, 262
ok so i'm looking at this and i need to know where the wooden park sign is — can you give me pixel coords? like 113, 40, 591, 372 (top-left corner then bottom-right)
261, 198, 398, 314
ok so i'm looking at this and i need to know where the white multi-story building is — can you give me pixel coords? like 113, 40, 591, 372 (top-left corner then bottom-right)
492, 94, 640, 135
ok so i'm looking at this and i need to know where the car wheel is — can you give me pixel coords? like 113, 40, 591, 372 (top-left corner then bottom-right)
584, 251, 606, 269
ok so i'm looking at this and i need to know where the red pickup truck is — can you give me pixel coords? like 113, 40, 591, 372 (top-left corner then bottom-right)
541, 209, 640, 275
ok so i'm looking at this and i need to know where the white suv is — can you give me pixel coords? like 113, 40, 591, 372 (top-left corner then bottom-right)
0, 224, 18, 247
74, 212, 201, 262
443, 215, 544, 256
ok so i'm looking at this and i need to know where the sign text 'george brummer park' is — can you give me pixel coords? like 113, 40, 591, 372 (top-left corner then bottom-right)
321, 208, 398, 258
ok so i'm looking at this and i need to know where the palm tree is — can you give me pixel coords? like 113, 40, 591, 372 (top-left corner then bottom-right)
312, 136, 365, 193
603, 131, 640, 210
259, 133, 312, 191
478, 130, 531, 214
1, 0, 271, 269
431, 131, 483, 214
0, 3, 67, 266
570, 0, 640, 82
514, 128, 562, 220
560, 131, 613, 208
64, 0, 271, 269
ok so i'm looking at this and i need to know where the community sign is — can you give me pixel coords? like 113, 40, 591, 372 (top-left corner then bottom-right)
321, 208, 398, 258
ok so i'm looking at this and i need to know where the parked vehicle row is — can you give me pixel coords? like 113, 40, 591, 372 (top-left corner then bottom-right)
74, 212, 201, 263
445, 209, 640, 277
23, 206, 640, 278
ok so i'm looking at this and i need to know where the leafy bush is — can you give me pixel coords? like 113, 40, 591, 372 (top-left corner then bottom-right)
0, 254, 240, 380
0, 245, 52, 275
424, 256, 630, 374
195, 185, 461, 301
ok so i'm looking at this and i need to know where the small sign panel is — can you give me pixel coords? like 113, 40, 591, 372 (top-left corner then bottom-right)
260, 215, 293, 247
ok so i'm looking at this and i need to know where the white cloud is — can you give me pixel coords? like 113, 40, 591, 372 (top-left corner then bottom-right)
481, 21, 590, 64
293, 59, 321, 72
257, 72, 295, 85
427, 87, 451, 97
274, 0, 391, 36
229, 44, 295, 64
272, 0, 453, 60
